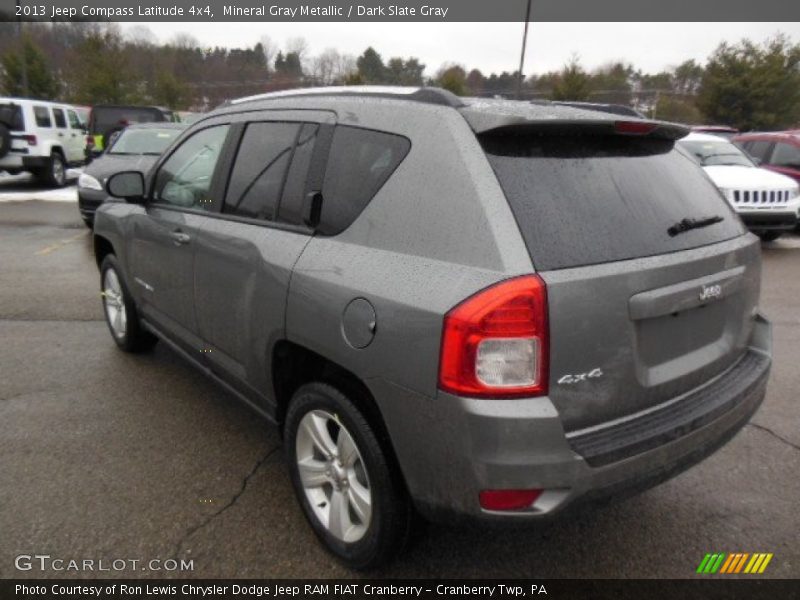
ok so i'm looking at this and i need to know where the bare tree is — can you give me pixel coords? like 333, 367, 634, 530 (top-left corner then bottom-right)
258, 34, 278, 74
125, 25, 156, 46
171, 32, 199, 49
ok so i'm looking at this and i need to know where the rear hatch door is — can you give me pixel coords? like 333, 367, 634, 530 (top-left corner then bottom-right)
478, 122, 761, 431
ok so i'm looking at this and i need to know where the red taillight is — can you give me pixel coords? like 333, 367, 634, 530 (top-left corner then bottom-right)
438, 274, 548, 399
615, 121, 658, 135
86, 135, 95, 147
479, 489, 542, 511
22, 134, 36, 146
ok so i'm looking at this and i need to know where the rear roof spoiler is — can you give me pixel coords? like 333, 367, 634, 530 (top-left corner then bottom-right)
461, 106, 689, 141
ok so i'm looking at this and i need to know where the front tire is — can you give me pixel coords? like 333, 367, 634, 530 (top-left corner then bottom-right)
100, 255, 157, 353
284, 383, 411, 569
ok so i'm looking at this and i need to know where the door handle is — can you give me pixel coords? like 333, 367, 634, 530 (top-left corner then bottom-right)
170, 231, 191, 245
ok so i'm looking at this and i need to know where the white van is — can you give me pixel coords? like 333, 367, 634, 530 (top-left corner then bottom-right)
0, 97, 87, 187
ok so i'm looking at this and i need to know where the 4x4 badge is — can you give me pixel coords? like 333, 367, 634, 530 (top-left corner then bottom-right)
558, 368, 603, 385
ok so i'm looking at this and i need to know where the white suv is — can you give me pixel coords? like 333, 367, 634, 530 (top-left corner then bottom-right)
0, 97, 87, 187
679, 132, 800, 241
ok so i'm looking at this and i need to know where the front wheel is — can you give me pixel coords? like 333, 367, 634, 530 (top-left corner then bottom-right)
100, 255, 157, 353
284, 383, 412, 569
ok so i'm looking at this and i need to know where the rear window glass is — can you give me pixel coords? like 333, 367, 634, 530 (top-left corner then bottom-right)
481, 133, 744, 271
108, 127, 180, 155
278, 123, 319, 227
53, 108, 67, 128
0, 104, 24, 131
91, 107, 165, 133
319, 126, 410, 236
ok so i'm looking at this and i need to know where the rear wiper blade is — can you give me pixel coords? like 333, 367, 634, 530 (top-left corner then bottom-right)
668, 215, 724, 237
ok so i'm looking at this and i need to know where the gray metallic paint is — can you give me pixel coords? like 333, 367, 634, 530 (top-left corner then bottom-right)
93, 91, 772, 522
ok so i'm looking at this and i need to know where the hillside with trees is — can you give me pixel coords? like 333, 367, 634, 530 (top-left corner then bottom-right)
1, 22, 798, 129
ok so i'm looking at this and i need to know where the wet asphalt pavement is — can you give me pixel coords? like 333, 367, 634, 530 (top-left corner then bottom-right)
0, 194, 798, 579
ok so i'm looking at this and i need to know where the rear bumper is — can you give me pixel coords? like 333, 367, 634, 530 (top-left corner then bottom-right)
373, 314, 771, 523
739, 210, 798, 231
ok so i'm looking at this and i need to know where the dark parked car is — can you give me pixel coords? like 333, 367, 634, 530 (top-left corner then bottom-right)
85, 105, 177, 162
93, 87, 771, 569
734, 131, 800, 185
78, 123, 184, 227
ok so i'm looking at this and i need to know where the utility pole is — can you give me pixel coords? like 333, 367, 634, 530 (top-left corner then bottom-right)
16, 0, 29, 97
516, 0, 532, 99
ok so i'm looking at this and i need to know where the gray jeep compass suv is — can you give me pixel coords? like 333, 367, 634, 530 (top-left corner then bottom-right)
94, 87, 772, 569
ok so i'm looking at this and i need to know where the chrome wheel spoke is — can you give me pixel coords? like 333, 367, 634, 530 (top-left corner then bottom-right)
297, 457, 329, 489
347, 478, 371, 524
302, 413, 337, 458
327, 488, 352, 541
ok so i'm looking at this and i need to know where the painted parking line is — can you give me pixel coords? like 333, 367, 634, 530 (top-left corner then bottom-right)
35, 231, 89, 256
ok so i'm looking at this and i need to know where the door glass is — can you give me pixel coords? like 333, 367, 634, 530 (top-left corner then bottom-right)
154, 125, 230, 210
33, 106, 51, 128
67, 110, 82, 129
278, 123, 319, 226
53, 108, 67, 129
771, 142, 800, 169
224, 122, 299, 221
743, 140, 772, 162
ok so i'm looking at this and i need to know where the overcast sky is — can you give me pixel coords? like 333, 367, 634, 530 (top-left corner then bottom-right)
126, 22, 800, 76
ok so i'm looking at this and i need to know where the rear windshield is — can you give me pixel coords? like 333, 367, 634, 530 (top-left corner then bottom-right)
481, 133, 744, 271
0, 104, 24, 131
108, 127, 180, 155
90, 107, 166, 132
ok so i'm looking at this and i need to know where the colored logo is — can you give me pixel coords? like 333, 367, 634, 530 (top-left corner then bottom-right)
696, 553, 773, 574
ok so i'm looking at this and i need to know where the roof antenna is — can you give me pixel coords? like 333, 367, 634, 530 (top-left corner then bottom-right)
516, 0, 532, 100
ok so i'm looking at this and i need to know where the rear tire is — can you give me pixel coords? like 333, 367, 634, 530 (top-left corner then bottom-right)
757, 231, 782, 242
39, 151, 66, 187
284, 382, 412, 569
100, 255, 157, 353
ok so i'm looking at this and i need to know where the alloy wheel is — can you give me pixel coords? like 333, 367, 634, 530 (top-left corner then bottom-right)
295, 409, 372, 543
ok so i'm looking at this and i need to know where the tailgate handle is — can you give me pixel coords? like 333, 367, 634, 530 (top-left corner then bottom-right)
628, 266, 746, 321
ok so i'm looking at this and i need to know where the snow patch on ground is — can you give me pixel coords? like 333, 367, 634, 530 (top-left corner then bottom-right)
0, 170, 82, 203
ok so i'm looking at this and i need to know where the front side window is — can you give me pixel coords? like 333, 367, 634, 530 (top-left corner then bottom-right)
153, 125, 229, 210
771, 142, 800, 169
67, 110, 82, 130
742, 140, 773, 162
319, 126, 410, 235
224, 122, 299, 221
33, 106, 51, 128
52, 108, 67, 129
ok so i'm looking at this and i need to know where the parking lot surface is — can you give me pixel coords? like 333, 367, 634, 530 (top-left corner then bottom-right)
1, 186, 799, 578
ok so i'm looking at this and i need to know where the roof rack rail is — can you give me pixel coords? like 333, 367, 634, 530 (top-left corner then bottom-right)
226, 86, 465, 108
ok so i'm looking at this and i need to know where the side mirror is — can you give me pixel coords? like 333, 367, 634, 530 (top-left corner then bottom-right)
107, 171, 146, 203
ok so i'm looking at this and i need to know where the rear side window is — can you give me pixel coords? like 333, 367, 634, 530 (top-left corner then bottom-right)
481, 133, 744, 271
224, 122, 299, 221
33, 106, 51, 127
0, 104, 24, 131
771, 142, 800, 169
53, 108, 67, 128
319, 126, 410, 235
